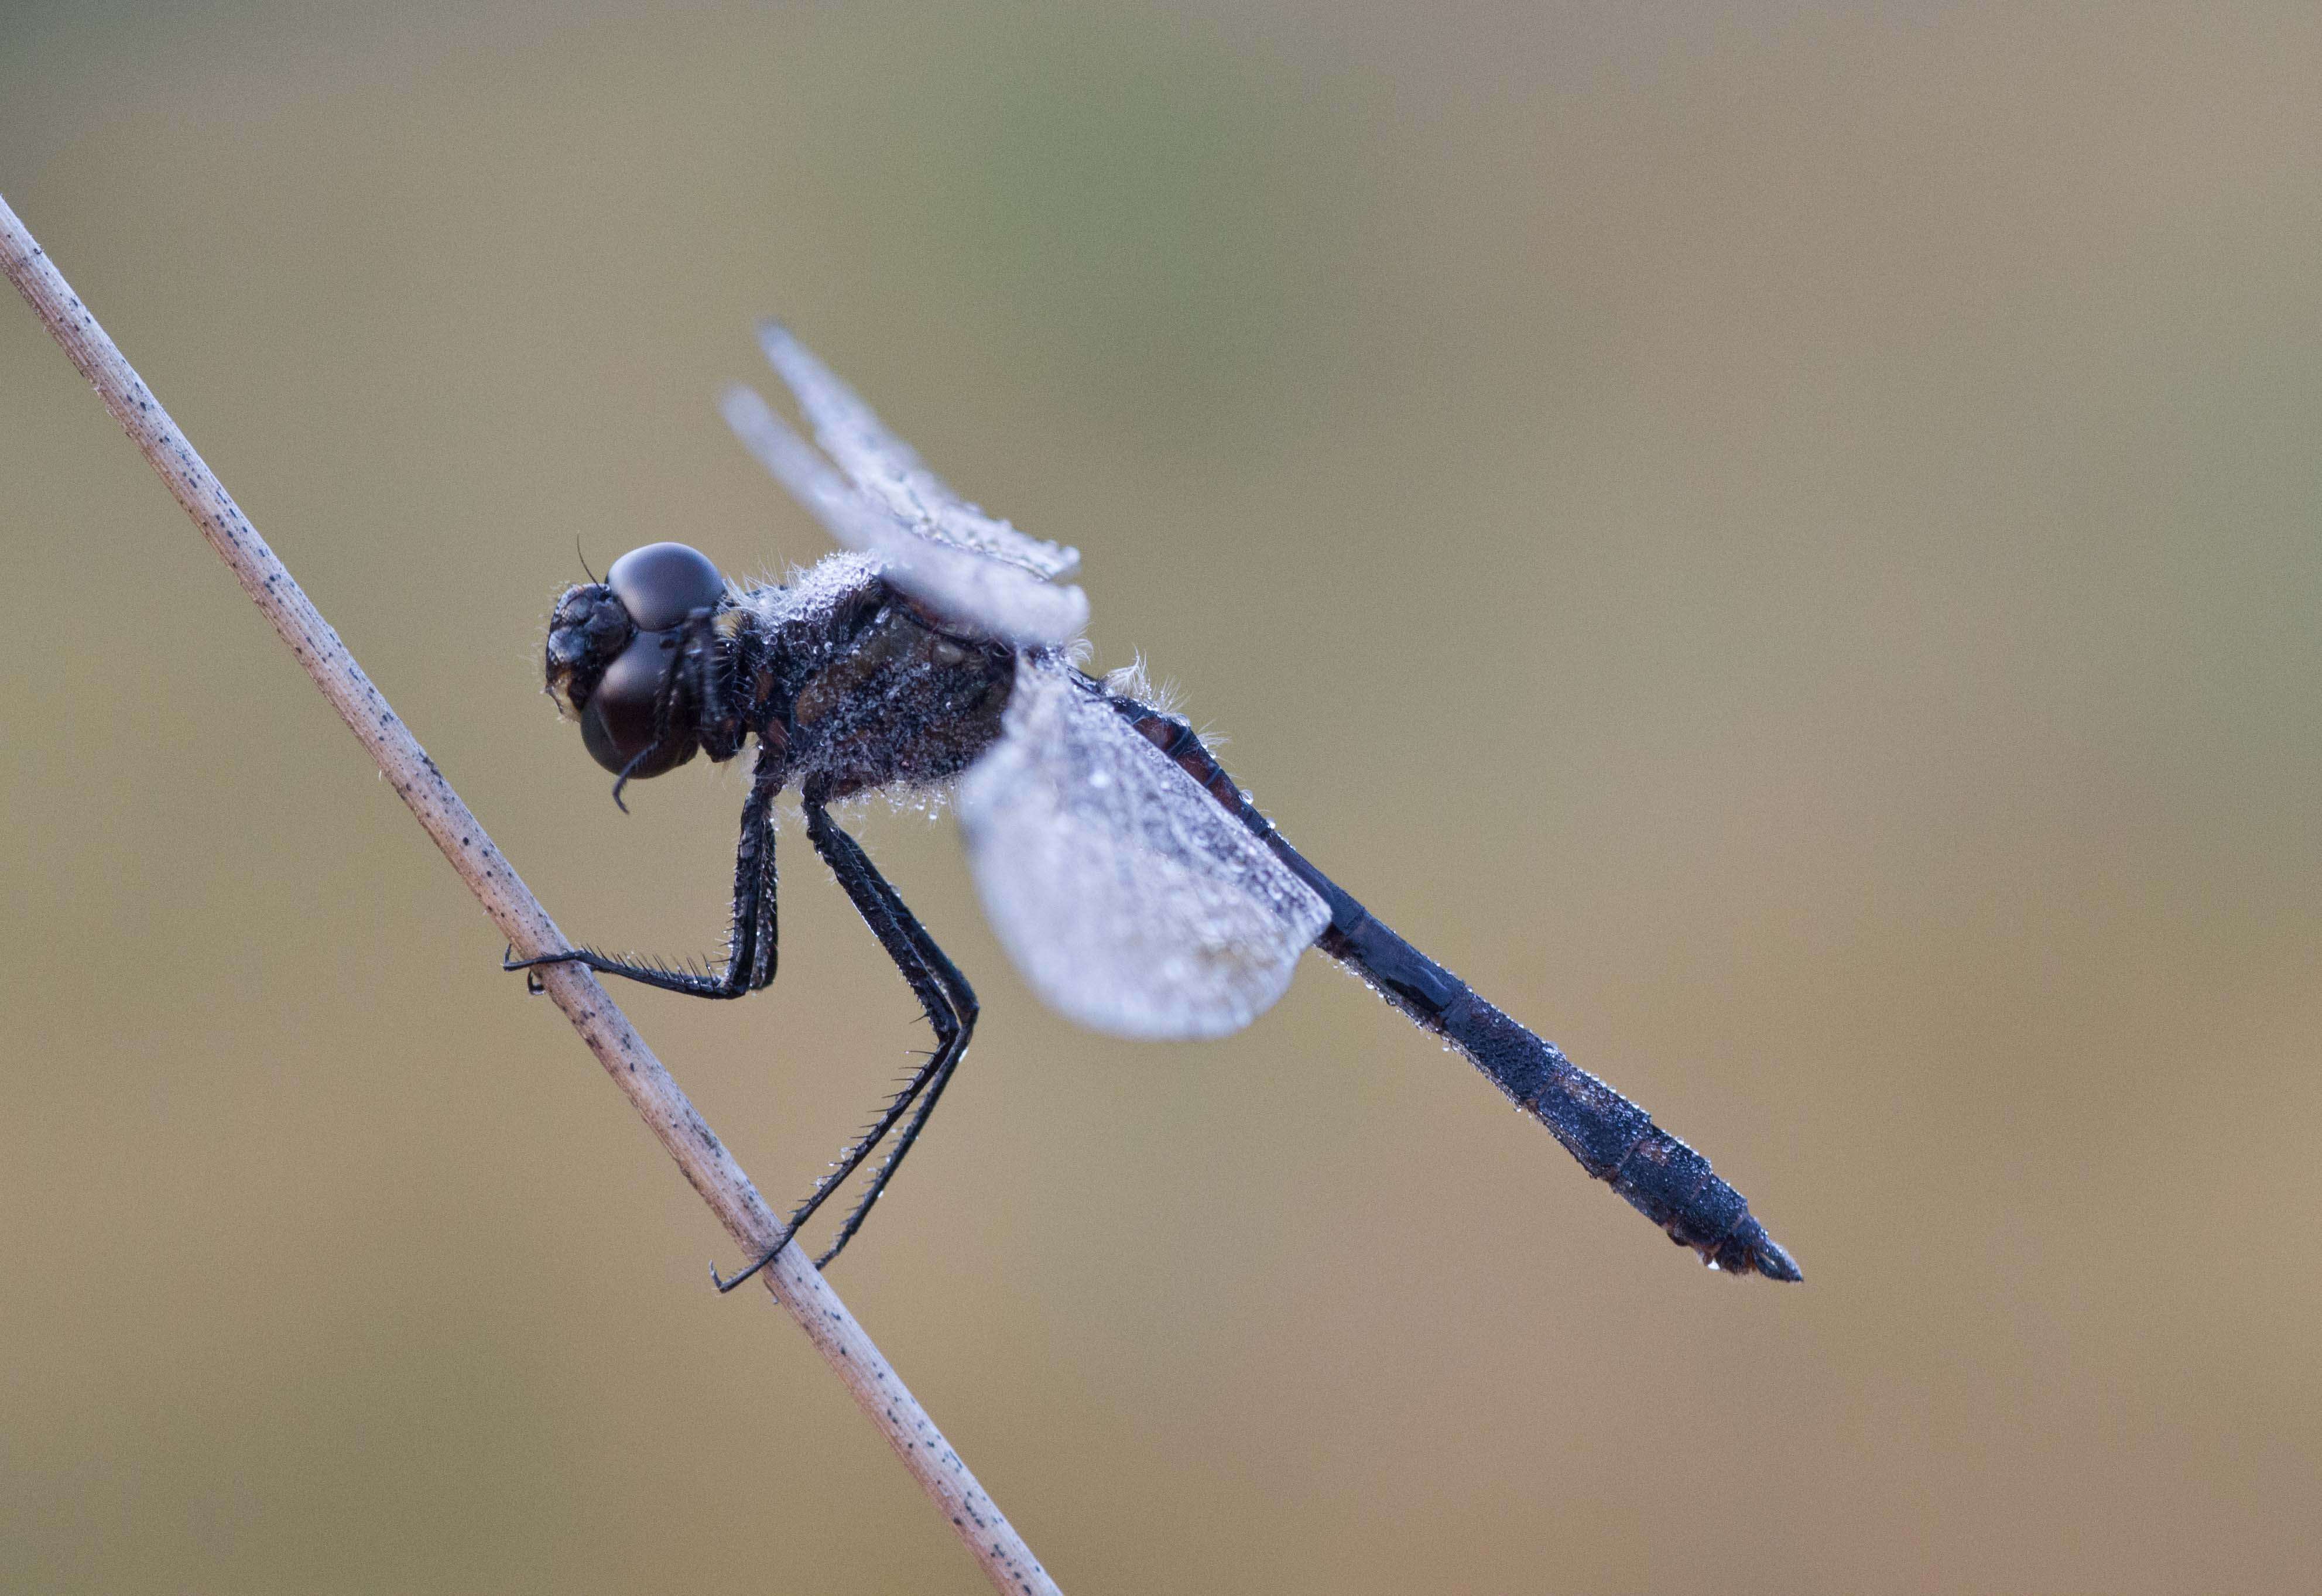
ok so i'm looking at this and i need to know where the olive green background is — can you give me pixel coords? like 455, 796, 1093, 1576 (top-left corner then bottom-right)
4, 4, 2316, 1591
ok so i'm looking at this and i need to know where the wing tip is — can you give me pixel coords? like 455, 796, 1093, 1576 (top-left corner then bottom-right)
755, 318, 830, 396
718, 379, 769, 424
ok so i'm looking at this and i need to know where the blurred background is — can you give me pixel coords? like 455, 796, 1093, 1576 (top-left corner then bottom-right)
4, 2, 2316, 1590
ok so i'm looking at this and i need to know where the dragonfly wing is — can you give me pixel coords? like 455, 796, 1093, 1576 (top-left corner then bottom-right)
958, 658, 1330, 1040
722, 384, 1089, 648
756, 322, 1082, 581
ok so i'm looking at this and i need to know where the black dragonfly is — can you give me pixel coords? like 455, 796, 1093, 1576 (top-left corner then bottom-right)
515, 324, 1802, 1293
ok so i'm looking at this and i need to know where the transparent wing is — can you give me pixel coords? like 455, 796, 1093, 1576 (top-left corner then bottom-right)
958, 659, 1329, 1040
756, 321, 1081, 581
722, 384, 1090, 648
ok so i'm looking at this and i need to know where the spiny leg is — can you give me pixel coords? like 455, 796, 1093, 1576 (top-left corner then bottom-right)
711, 790, 975, 1291
804, 813, 978, 1268
507, 744, 782, 998
813, 1040, 967, 1269
710, 1043, 944, 1293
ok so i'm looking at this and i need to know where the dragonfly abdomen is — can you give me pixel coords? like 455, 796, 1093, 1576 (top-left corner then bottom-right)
1426, 982, 1799, 1279
1107, 687, 1801, 1282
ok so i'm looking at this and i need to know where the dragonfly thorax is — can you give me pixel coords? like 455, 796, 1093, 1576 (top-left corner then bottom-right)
770, 588, 1018, 803
545, 542, 1017, 806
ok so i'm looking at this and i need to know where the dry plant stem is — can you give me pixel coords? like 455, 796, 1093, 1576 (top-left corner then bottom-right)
1, 190, 1061, 1596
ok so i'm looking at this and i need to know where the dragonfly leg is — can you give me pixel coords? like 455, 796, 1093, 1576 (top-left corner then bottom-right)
709, 787, 977, 1292
506, 745, 782, 999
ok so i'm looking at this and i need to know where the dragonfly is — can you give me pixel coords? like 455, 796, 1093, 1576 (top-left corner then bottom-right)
513, 323, 1802, 1293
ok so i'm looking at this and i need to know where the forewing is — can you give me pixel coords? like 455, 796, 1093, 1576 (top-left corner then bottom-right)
722, 384, 1089, 648
756, 322, 1081, 581
958, 660, 1329, 1040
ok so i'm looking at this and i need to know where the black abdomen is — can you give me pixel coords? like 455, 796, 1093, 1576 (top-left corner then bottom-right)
1106, 687, 1800, 1281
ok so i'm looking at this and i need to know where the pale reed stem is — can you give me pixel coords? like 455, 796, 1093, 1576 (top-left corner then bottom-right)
1, 187, 1059, 1596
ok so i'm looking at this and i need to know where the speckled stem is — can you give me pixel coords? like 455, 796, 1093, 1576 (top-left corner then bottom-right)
0, 188, 1061, 1596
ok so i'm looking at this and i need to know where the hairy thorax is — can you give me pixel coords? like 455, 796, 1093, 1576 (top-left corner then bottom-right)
759, 581, 1018, 801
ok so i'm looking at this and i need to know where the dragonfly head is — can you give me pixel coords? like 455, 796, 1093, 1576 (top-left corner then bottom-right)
543, 541, 727, 782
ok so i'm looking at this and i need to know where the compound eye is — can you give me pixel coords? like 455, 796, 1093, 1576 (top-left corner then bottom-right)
606, 542, 725, 632
576, 628, 692, 777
